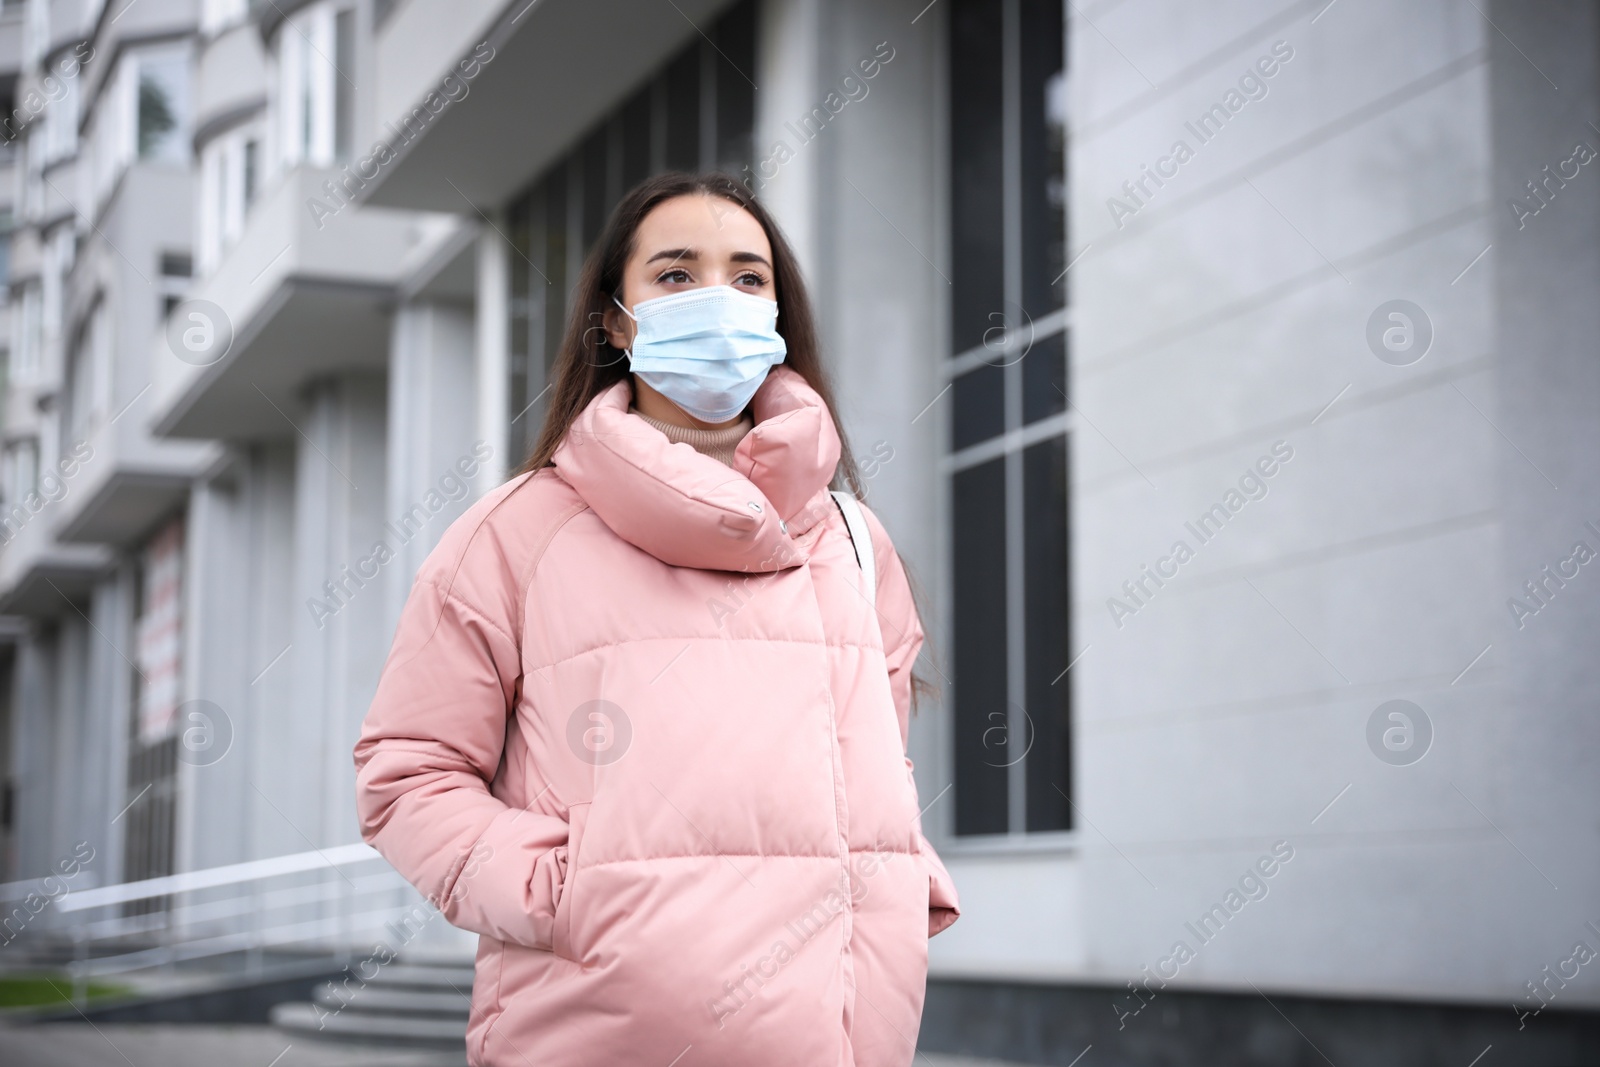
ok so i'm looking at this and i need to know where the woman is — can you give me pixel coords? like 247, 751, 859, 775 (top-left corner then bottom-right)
353, 171, 960, 1067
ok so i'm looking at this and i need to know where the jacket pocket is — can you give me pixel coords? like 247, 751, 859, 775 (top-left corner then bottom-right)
551, 802, 591, 962
915, 829, 962, 937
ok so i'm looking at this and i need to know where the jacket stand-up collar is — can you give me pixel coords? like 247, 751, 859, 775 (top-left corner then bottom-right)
552, 366, 842, 573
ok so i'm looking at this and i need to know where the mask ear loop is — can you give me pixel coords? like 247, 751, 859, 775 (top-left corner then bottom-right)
610, 293, 638, 358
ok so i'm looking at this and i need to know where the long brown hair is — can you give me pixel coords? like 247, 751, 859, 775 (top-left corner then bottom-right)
517, 171, 938, 714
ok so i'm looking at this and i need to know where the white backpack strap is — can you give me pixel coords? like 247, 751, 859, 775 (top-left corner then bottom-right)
830, 490, 876, 607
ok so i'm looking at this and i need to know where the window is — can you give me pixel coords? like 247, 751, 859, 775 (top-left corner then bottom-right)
82, 44, 192, 209
39, 226, 74, 385
198, 126, 260, 276
138, 49, 190, 162
0, 213, 12, 289
244, 138, 258, 206
23, 0, 46, 66
502, 0, 756, 462
2, 438, 38, 513
276, 2, 355, 172
948, 0, 1069, 837
159, 250, 191, 321
20, 124, 42, 220
67, 299, 111, 443
42, 73, 78, 165
334, 8, 355, 162
12, 282, 41, 384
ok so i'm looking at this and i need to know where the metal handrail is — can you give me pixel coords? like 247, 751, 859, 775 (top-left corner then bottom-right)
57, 842, 384, 912
70, 869, 409, 942
72, 901, 430, 978
6, 841, 445, 1004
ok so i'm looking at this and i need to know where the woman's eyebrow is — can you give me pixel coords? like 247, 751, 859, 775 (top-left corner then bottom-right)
643, 248, 772, 269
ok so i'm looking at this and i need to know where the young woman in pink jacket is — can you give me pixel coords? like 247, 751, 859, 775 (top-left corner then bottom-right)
353, 171, 960, 1067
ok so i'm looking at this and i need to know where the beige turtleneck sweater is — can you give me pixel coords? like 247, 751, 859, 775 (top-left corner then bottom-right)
631, 406, 754, 467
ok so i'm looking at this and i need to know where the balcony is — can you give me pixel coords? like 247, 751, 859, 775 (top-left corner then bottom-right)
147, 164, 462, 441
50, 400, 220, 547
33, 162, 217, 545
363, 0, 729, 211
0, 479, 113, 617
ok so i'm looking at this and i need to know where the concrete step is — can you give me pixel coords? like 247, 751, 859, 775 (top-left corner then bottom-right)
363, 963, 474, 990
270, 1001, 467, 1046
312, 983, 469, 1015
268, 956, 475, 1046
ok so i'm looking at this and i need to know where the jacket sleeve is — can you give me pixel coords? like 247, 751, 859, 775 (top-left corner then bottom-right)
353, 570, 569, 951
863, 504, 961, 938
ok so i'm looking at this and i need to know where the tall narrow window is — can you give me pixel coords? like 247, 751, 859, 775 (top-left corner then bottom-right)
15, 283, 41, 383
2, 438, 39, 511
244, 138, 259, 207
67, 300, 109, 443
948, 0, 1070, 837
277, 3, 345, 170
334, 8, 355, 163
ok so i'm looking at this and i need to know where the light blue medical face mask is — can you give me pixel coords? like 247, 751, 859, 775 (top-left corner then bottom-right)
612, 284, 788, 423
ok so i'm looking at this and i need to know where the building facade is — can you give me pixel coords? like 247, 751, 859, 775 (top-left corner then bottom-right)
2, 0, 1598, 1062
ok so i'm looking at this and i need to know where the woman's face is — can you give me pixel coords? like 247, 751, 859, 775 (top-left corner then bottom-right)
603, 193, 776, 355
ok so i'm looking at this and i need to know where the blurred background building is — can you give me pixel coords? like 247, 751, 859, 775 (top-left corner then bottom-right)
0, 0, 1596, 1063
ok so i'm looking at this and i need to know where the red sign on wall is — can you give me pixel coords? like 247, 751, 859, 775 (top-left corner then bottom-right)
136, 518, 184, 746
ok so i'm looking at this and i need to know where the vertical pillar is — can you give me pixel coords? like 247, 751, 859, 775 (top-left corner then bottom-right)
10, 632, 55, 885
287, 373, 389, 856
475, 223, 510, 495
386, 298, 477, 634
754, 0, 824, 283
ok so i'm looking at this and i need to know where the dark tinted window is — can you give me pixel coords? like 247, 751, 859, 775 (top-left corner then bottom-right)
953, 457, 1011, 836
948, 0, 1071, 837
950, 0, 1004, 356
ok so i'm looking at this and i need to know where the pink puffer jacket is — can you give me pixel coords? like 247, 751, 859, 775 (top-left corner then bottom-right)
353, 365, 960, 1066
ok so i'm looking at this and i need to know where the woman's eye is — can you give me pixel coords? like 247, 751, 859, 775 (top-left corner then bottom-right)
657, 268, 691, 284
736, 272, 767, 287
